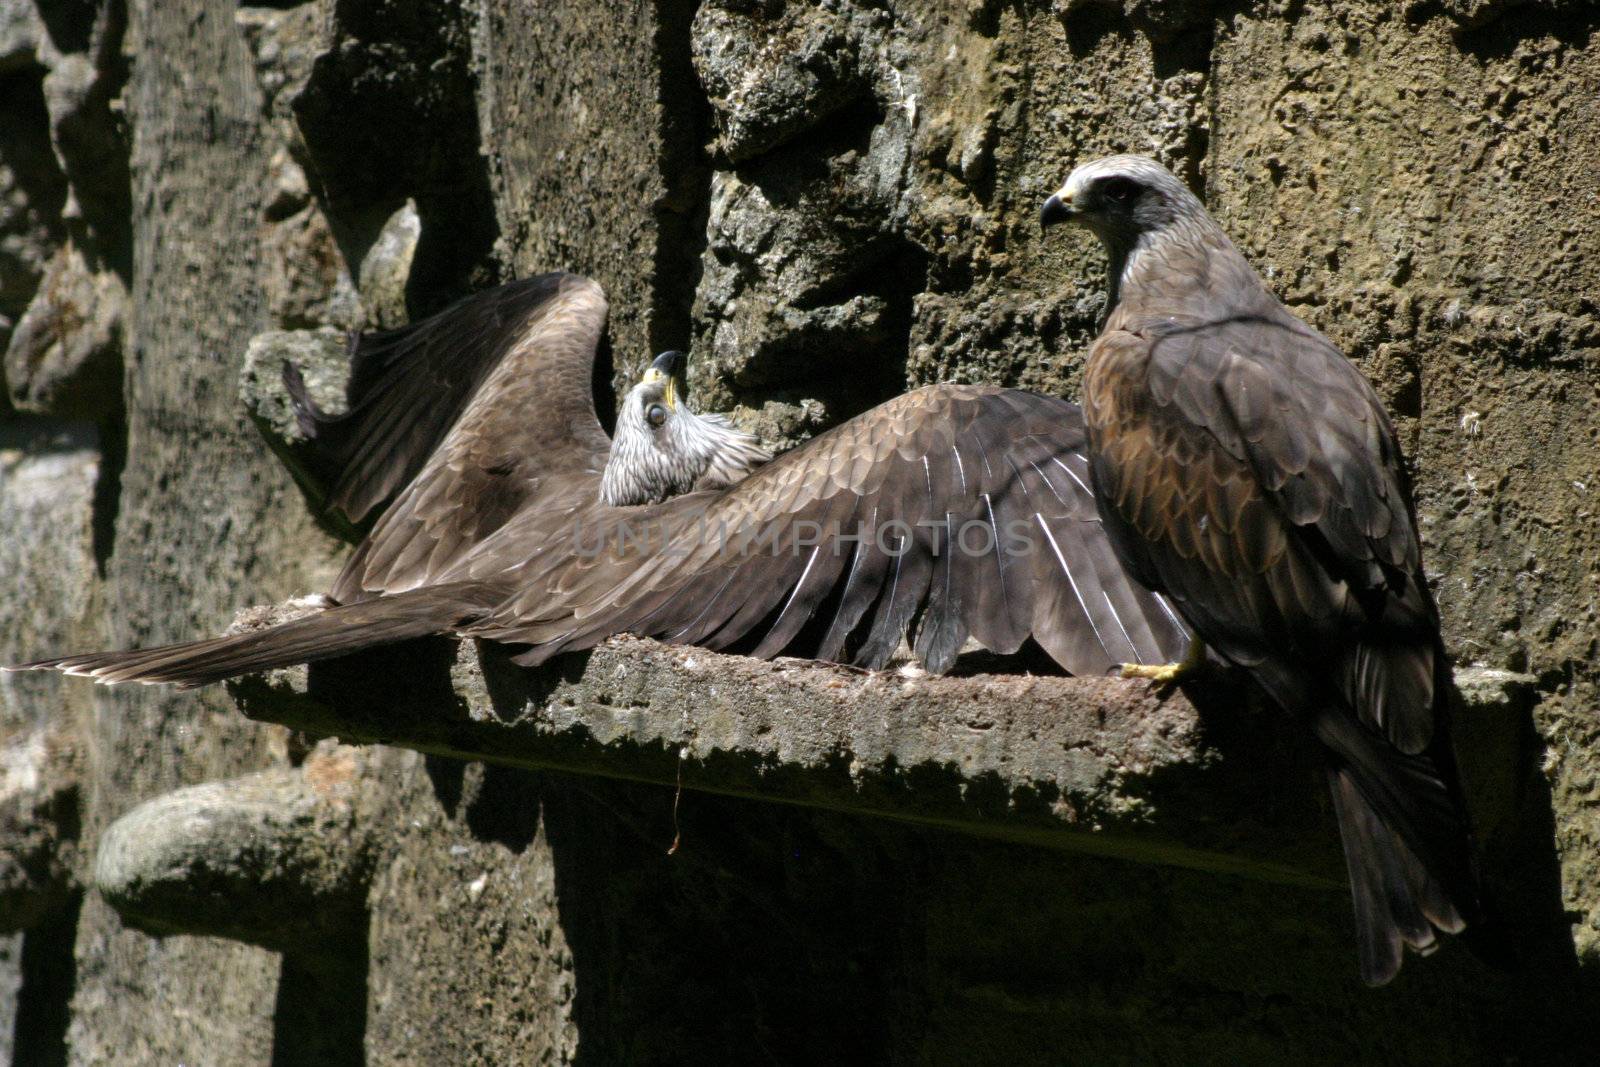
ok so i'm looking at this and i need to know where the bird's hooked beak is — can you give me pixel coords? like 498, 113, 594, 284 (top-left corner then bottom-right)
1039, 188, 1079, 230
642, 350, 685, 411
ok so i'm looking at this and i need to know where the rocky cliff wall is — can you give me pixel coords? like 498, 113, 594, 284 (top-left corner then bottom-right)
0, 1, 1595, 1063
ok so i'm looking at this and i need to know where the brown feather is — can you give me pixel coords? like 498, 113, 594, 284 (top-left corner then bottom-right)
308, 273, 612, 601
455, 385, 1188, 677
1059, 153, 1495, 983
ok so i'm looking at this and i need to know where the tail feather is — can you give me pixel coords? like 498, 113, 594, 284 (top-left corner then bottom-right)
6, 583, 502, 689
1309, 697, 1494, 984
1328, 765, 1463, 985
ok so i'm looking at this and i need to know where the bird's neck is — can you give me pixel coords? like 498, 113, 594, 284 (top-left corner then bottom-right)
1098, 231, 1143, 316
1101, 217, 1265, 324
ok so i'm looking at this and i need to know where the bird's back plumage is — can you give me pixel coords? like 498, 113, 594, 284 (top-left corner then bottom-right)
1065, 155, 1492, 984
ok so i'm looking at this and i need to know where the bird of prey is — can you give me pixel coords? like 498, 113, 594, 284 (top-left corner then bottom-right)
597, 349, 771, 507
283, 274, 769, 605
1040, 154, 1500, 984
8, 272, 1190, 687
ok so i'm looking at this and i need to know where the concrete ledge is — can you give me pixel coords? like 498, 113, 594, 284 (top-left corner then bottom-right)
229, 625, 1361, 889
225, 604, 1531, 893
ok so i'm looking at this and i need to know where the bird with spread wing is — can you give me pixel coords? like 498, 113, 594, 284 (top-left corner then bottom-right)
9, 271, 1188, 688
1040, 154, 1505, 985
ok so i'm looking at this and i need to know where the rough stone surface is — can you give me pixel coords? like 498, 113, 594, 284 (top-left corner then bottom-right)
3, 241, 123, 419
94, 744, 371, 954
235, 626, 1549, 888
474, 0, 706, 383
357, 199, 420, 331
239, 324, 354, 531
0, 726, 78, 935
56, 1, 345, 1063
240, 326, 350, 447
0, 0, 40, 76
212, 629, 1590, 1062
239, 3, 366, 333
291, 0, 495, 319
692, 0, 873, 163
0, 411, 98, 1061
40, 50, 129, 268
0, 0, 1595, 1063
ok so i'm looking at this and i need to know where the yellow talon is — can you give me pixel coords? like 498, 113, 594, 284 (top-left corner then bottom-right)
1119, 637, 1206, 689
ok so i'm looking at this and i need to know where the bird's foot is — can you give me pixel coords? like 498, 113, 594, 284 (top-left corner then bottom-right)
1118, 638, 1206, 693
1119, 661, 1187, 684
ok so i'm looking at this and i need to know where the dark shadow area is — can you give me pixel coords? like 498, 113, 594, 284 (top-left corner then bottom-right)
1443, 3, 1596, 61
464, 763, 543, 854
1171, 666, 1590, 1060
306, 635, 469, 746
944, 637, 1068, 677
34, 0, 97, 56
11, 893, 79, 1067
45, 2, 131, 283
248, 415, 369, 547
1057, 0, 1134, 62
539, 758, 1588, 1065
542, 776, 929, 1065
590, 330, 618, 439
89, 408, 125, 575
272, 938, 369, 1067
426, 750, 544, 853
648, 0, 714, 357
286, 625, 1588, 1061
0, 69, 67, 324
1459, 683, 1591, 1060
423, 753, 467, 820
479, 640, 593, 718
292, 0, 499, 316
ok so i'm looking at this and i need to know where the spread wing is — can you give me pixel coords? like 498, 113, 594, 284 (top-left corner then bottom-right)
1086, 312, 1438, 752
287, 273, 614, 601
459, 384, 1190, 677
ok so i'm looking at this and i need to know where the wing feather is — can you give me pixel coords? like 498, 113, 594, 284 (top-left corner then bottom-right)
467, 385, 1188, 676
314, 274, 612, 601
1088, 314, 1434, 745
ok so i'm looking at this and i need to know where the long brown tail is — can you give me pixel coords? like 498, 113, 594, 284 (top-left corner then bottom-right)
5, 583, 503, 689
1311, 696, 1510, 985
1326, 763, 1466, 984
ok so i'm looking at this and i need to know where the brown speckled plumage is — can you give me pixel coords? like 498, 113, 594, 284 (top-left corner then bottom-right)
1046, 154, 1502, 985
7, 272, 1187, 691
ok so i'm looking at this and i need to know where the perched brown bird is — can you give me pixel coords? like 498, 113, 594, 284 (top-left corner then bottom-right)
8, 274, 768, 684
8, 271, 1188, 688
286, 275, 769, 605
1041, 154, 1500, 984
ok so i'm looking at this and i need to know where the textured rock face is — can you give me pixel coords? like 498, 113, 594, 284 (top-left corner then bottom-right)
4, 242, 123, 418
0, 0, 1595, 1063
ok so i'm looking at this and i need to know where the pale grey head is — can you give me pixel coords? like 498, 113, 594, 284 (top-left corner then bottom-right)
599, 350, 772, 507
1039, 154, 1206, 243
1040, 154, 1217, 310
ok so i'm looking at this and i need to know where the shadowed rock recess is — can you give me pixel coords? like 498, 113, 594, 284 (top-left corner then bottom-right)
0, 0, 1596, 1063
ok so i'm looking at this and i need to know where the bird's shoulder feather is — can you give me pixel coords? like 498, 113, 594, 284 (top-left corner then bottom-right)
1086, 309, 1440, 754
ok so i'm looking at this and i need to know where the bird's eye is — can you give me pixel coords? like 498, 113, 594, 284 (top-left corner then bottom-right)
1100, 177, 1141, 204
646, 403, 668, 427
